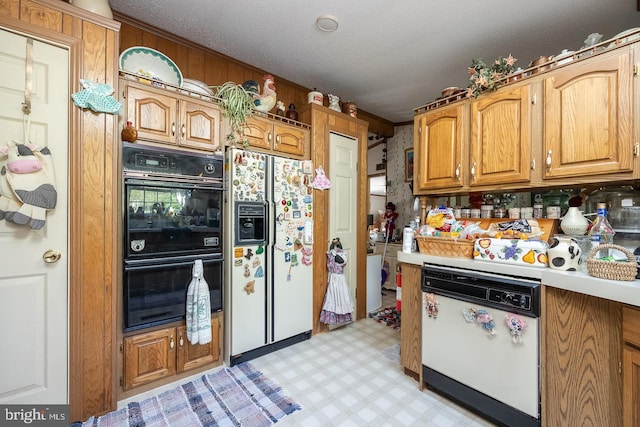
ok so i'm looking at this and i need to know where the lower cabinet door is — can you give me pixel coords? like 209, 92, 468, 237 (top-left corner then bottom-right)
177, 315, 221, 373
623, 345, 640, 427
123, 327, 177, 391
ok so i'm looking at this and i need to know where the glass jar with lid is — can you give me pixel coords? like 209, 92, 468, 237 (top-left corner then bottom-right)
480, 204, 494, 218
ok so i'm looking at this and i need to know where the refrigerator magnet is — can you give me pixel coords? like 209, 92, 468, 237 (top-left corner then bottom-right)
254, 266, 264, 278
284, 252, 291, 262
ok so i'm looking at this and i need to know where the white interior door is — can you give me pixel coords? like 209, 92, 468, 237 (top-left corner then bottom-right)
0, 30, 69, 404
329, 132, 358, 310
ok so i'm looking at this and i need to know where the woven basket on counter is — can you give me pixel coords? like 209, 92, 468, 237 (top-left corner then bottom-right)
586, 243, 638, 282
416, 236, 474, 259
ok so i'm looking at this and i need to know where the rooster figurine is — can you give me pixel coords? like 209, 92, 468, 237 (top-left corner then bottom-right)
242, 74, 277, 113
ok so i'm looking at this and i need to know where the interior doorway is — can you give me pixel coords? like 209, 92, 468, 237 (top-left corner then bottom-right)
0, 29, 69, 404
328, 132, 358, 311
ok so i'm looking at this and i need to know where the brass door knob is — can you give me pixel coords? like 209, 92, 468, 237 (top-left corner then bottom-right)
43, 250, 62, 263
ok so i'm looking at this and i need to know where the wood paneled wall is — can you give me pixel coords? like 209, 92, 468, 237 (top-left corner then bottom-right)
0, 0, 120, 421
114, 13, 395, 138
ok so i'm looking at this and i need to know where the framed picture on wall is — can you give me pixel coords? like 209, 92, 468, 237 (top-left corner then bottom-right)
404, 148, 414, 182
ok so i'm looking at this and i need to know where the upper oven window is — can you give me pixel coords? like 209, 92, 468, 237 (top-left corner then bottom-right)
125, 179, 223, 259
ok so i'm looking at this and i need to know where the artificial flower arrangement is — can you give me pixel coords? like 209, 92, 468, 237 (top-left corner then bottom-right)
467, 55, 517, 98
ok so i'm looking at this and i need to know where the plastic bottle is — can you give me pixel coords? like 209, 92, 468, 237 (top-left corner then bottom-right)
588, 202, 615, 254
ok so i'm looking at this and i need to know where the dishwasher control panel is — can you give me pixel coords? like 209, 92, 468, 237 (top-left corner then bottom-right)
488, 289, 531, 310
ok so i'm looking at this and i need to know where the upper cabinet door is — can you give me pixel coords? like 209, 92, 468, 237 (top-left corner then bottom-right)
180, 100, 221, 151
543, 46, 634, 179
125, 85, 178, 145
273, 123, 306, 157
470, 84, 532, 186
414, 104, 467, 192
244, 116, 272, 149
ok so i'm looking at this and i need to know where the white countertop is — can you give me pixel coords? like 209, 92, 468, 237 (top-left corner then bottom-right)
397, 251, 640, 307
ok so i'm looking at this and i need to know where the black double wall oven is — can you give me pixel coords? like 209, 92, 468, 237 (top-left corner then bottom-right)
122, 142, 224, 331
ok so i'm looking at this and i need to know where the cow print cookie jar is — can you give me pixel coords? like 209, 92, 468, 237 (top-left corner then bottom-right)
547, 236, 582, 271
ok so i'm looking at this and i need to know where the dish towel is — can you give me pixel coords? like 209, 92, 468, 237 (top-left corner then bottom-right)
186, 259, 212, 344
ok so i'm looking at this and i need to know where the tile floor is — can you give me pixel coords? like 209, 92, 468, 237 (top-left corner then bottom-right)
119, 290, 496, 426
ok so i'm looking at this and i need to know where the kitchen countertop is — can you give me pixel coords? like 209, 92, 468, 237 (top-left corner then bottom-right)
397, 251, 640, 307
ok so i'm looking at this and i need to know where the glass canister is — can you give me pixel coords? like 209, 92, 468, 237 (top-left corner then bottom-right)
533, 204, 544, 219
509, 207, 520, 219
494, 207, 506, 218
546, 206, 561, 219
480, 204, 494, 219
521, 206, 533, 219
470, 208, 481, 219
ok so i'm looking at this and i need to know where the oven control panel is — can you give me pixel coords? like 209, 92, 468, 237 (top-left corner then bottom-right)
488, 289, 531, 310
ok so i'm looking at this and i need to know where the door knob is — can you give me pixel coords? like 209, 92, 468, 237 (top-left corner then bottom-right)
43, 250, 62, 263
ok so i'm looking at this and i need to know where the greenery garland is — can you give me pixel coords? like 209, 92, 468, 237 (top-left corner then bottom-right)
210, 82, 255, 147
467, 55, 517, 98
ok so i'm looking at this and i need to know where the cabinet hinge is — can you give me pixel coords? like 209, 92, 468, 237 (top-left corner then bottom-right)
119, 376, 123, 387
531, 94, 537, 105
619, 361, 622, 374
634, 143, 639, 157
119, 343, 123, 353
634, 62, 640, 77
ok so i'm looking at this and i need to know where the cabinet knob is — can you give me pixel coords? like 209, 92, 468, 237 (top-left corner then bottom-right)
276, 135, 281, 144
171, 122, 176, 137
546, 150, 553, 172
470, 162, 476, 180
455, 163, 461, 181
268, 132, 273, 143
181, 124, 185, 139
170, 336, 175, 350
179, 335, 184, 347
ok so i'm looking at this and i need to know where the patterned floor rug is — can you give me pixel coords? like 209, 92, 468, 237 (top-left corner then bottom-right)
75, 362, 301, 427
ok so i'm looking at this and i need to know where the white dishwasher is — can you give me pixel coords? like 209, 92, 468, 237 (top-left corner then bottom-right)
421, 264, 541, 427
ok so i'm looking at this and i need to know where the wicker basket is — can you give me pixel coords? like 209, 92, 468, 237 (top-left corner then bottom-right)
416, 236, 474, 258
586, 243, 638, 281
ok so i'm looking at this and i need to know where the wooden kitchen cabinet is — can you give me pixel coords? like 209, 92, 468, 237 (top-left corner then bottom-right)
414, 103, 468, 192
542, 287, 622, 426
623, 305, 640, 427
399, 263, 422, 384
414, 84, 532, 194
543, 45, 634, 180
121, 79, 221, 152
176, 315, 221, 373
469, 84, 532, 187
123, 313, 222, 391
244, 115, 308, 158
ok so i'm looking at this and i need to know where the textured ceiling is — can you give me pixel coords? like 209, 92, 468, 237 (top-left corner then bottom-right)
108, 0, 639, 124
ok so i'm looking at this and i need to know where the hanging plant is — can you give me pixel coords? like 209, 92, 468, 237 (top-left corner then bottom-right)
466, 55, 517, 98
210, 82, 255, 147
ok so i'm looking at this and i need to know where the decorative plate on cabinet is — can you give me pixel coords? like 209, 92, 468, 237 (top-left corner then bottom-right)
119, 46, 183, 87
181, 78, 214, 96
607, 28, 640, 48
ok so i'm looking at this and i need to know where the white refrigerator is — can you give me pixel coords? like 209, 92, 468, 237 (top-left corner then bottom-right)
224, 148, 314, 365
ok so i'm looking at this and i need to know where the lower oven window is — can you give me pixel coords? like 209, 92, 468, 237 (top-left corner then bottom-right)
124, 257, 223, 331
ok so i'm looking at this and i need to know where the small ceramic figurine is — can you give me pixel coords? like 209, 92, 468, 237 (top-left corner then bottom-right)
328, 94, 341, 112
121, 121, 137, 142
275, 100, 286, 116
342, 101, 357, 118
286, 103, 298, 121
